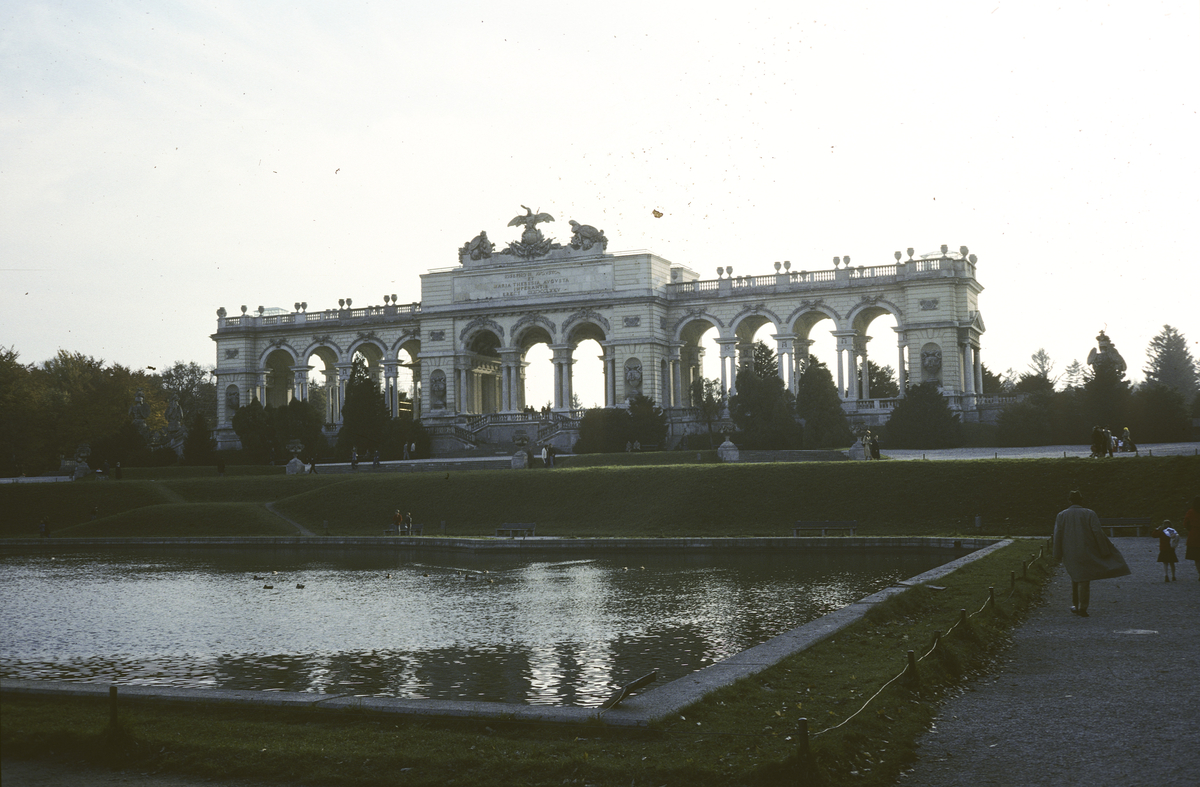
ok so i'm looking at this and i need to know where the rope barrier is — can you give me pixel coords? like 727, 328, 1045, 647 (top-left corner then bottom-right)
662, 548, 1056, 757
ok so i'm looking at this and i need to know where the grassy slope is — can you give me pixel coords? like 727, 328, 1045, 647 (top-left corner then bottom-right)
53, 503, 298, 538
4, 456, 1197, 539
0, 540, 1051, 787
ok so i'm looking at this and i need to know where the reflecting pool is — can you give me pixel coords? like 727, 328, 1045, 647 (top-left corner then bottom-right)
0, 547, 964, 706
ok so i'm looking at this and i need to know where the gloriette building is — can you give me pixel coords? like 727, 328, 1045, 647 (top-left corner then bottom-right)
211, 209, 993, 453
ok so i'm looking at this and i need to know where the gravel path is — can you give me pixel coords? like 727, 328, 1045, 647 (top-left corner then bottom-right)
902, 536, 1200, 786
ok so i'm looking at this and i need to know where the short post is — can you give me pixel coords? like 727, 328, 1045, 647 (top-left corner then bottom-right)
109, 685, 118, 727
988, 586, 996, 608
960, 608, 967, 626
796, 717, 813, 775
1010, 570, 1016, 590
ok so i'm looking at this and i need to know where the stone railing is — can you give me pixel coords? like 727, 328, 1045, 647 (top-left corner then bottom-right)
666, 256, 976, 300
216, 302, 421, 331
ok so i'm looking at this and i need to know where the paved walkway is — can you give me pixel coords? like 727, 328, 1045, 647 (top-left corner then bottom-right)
884, 441, 1200, 461
903, 535, 1199, 786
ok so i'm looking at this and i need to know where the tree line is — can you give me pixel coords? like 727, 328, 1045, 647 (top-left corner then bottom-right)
1, 349, 218, 476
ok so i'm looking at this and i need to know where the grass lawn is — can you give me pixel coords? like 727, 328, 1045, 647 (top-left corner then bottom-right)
1, 540, 1052, 786
4, 455, 1196, 539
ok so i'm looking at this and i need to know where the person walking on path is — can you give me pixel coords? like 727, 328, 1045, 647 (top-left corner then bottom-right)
1185, 496, 1200, 581
1052, 490, 1130, 616
1155, 521, 1180, 581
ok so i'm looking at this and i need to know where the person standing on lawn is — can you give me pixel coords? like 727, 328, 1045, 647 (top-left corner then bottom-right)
1052, 490, 1131, 617
1154, 521, 1180, 582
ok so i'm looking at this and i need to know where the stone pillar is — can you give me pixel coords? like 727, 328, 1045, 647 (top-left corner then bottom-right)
833, 331, 856, 399
717, 340, 738, 398
894, 329, 907, 396
334, 364, 352, 425
668, 345, 683, 407
551, 345, 572, 411
383, 362, 399, 416
963, 343, 976, 395
774, 334, 796, 393
602, 346, 617, 407
291, 366, 312, 402
856, 335, 871, 400
974, 347, 984, 395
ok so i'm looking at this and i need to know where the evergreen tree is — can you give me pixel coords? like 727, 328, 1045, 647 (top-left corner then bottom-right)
1028, 348, 1058, 386
335, 358, 389, 458
980, 364, 1004, 395
795, 356, 853, 449
574, 407, 632, 453
273, 398, 327, 460
866, 360, 899, 399
1081, 362, 1132, 436
182, 412, 215, 465
1062, 360, 1086, 390
1143, 325, 1198, 402
729, 342, 800, 449
627, 394, 668, 449
231, 398, 273, 462
689, 377, 726, 449
884, 381, 963, 448
1130, 384, 1190, 443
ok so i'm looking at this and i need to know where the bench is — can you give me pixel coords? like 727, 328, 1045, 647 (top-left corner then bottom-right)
495, 523, 536, 538
1099, 517, 1153, 537
793, 520, 857, 537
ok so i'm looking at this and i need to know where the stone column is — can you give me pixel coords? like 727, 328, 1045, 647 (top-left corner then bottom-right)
974, 347, 984, 395
668, 345, 683, 407
894, 329, 908, 397
833, 331, 856, 399
963, 343, 976, 395
498, 350, 521, 412
602, 346, 616, 407
291, 366, 311, 402
717, 340, 738, 398
383, 362, 399, 416
774, 334, 796, 393
550, 345, 572, 411
855, 335, 872, 400
334, 364, 352, 425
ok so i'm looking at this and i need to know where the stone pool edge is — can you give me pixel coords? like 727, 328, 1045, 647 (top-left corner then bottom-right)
0, 537, 1010, 728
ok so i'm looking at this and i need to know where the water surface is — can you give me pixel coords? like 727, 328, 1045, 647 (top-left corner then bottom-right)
0, 547, 961, 706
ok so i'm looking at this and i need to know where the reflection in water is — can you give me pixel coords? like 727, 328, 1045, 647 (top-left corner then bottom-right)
0, 547, 963, 707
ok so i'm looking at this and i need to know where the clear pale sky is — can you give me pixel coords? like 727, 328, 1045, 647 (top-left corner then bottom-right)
3, 1, 1197, 406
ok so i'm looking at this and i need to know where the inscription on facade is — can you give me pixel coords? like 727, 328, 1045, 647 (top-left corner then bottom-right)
453, 261, 614, 302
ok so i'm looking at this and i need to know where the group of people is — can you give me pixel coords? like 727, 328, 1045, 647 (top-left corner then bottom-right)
392, 509, 415, 533
1053, 492, 1199, 616
539, 443, 557, 468
1089, 426, 1137, 458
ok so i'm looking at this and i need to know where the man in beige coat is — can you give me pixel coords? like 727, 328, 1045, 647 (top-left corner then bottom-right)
1052, 490, 1131, 616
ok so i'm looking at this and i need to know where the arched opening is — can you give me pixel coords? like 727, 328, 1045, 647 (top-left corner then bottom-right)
516, 326, 554, 414
305, 347, 339, 426
791, 312, 840, 396
852, 308, 903, 399
567, 323, 607, 410
394, 339, 421, 419
678, 318, 721, 404
466, 330, 502, 414
264, 349, 295, 408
